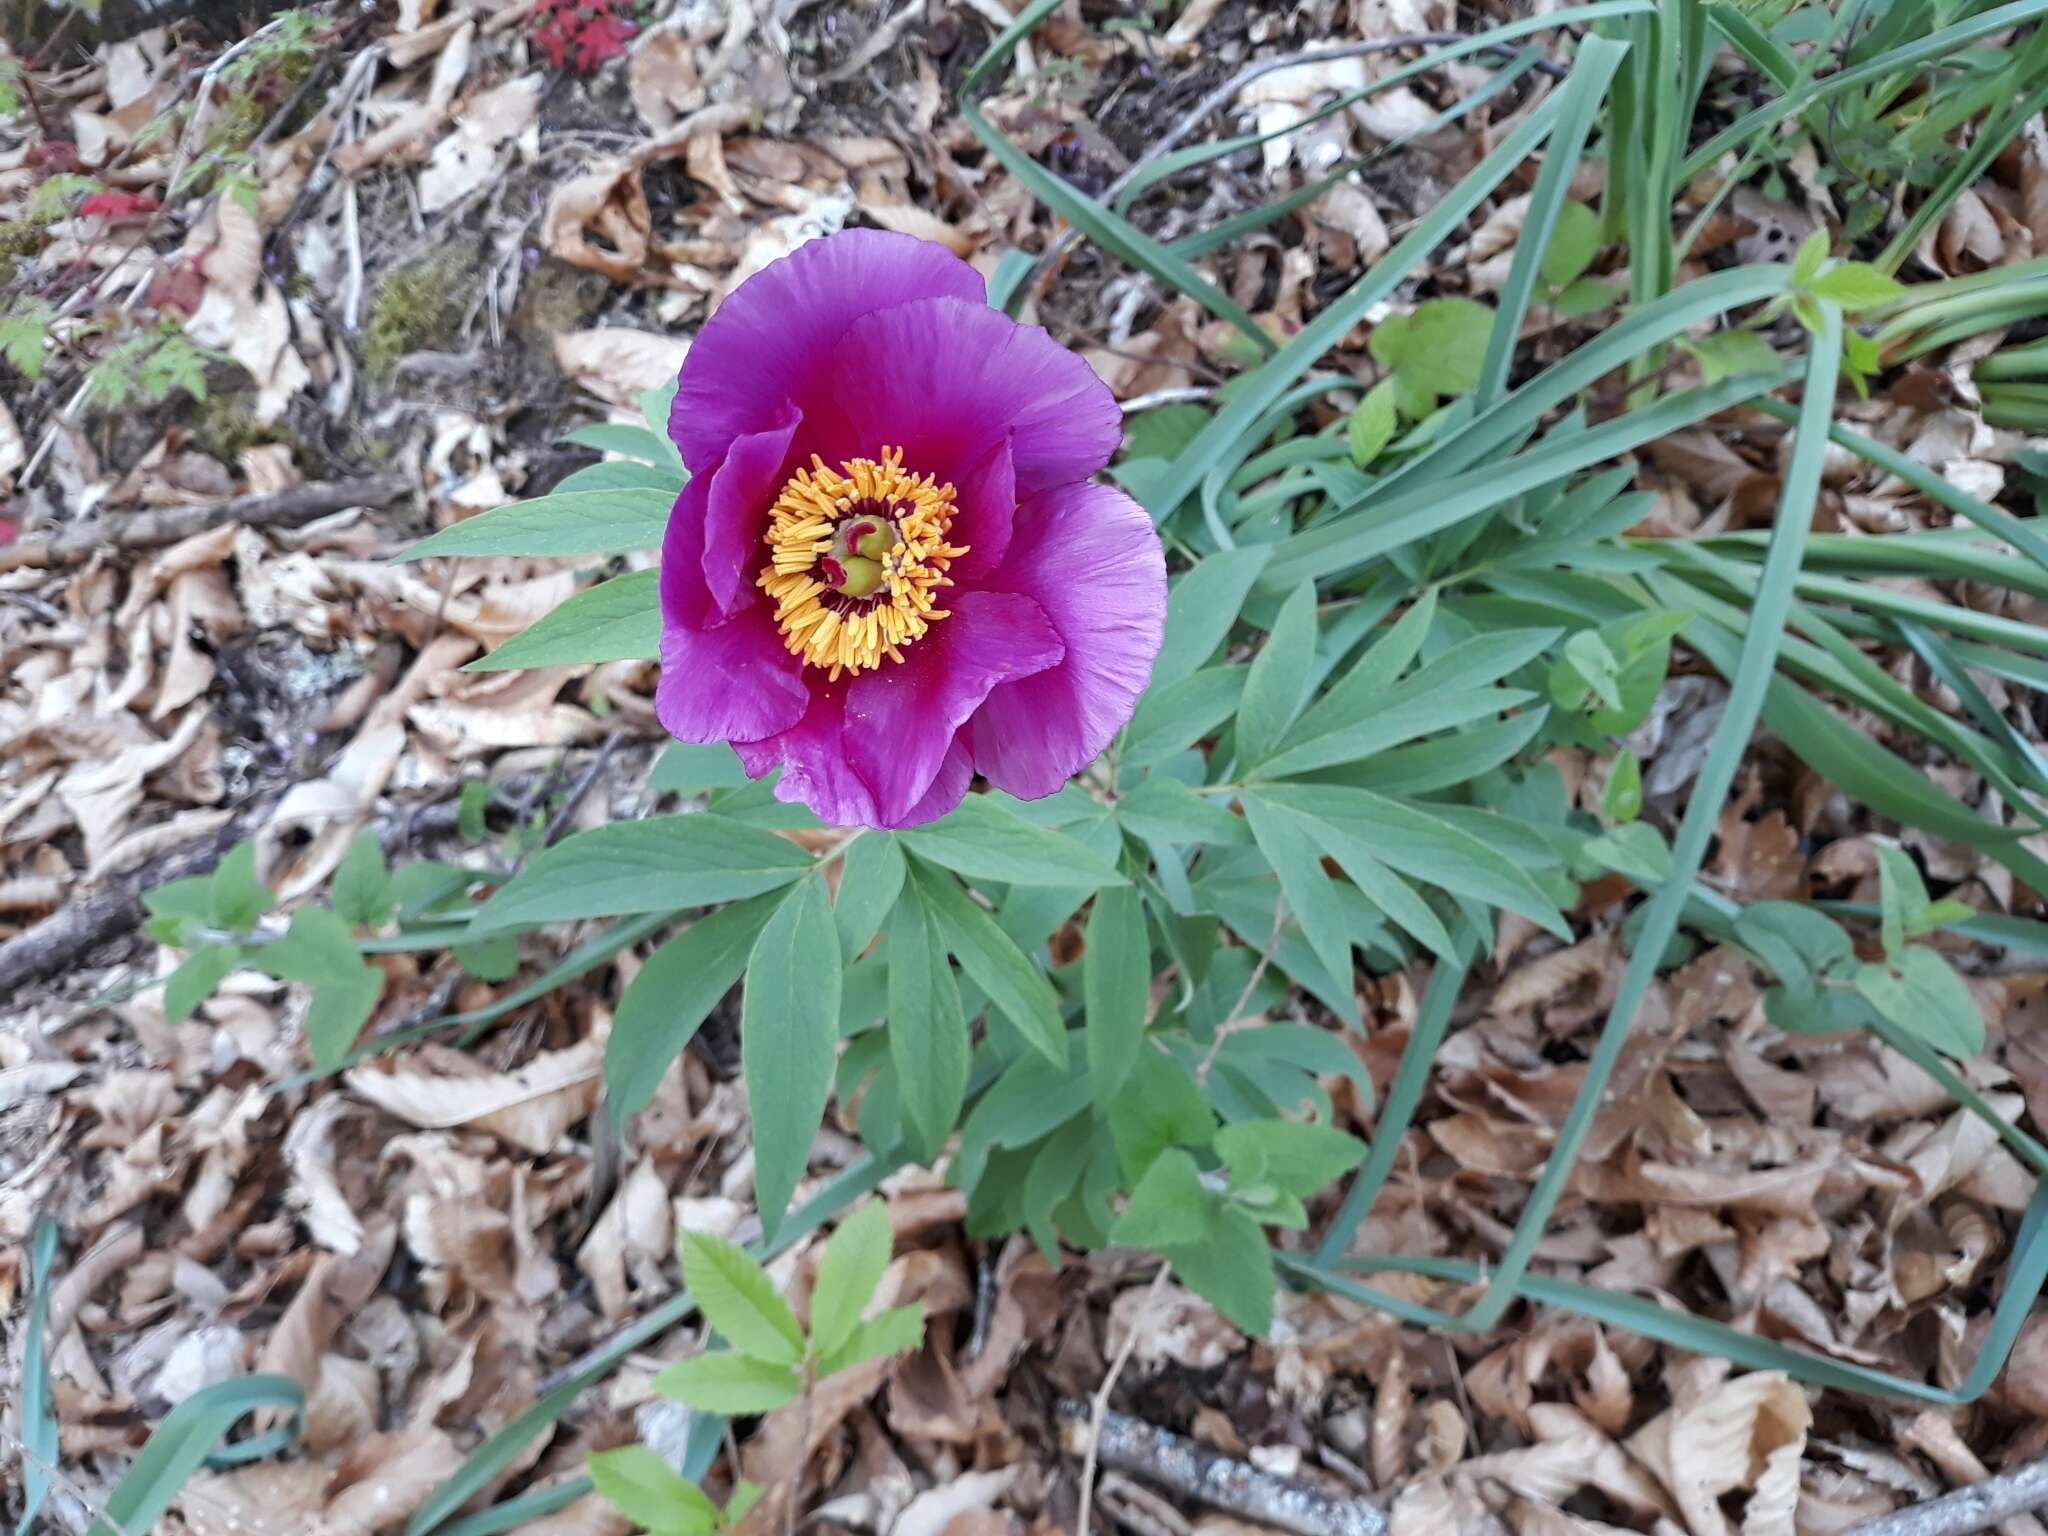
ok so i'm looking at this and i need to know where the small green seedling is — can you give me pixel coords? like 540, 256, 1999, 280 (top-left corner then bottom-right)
590, 1203, 924, 1535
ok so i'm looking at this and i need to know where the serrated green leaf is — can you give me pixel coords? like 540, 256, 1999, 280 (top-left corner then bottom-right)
208, 841, 271, 932
816, 1303, 925, 1376
898, 795, 1127, 888
455, 933, 521, 981
1215, 1119, 1365, 1199
472, 816, 811, 932
164, 944, 239, 1024
885, 885, 969, 1162
143, 874, 214, 921
331, 831, 393, 928
1237, 582, 1319, 769
260, 907, 365, 986
810, 1202, 893, 1359
607, 893, 779, 1131
467, 570, 660, 672
1111, 1147, 1213, 1248
397, 490, 675, 562
1109, 1047, 1216, 1180
1163, 1204, 1275, 1335
1369, 297, 1494, 403
1876, 844, 1928, 959
742, 877, 843, 1238
305, 968, 384, 1072
680, 1229, 805, 1364
911, 861, 1066, 1067
652, 1351, 801, 1415
586, 1446, 718, 1535
1734, 902, 1855, 988
1085, 886, 1150, 1102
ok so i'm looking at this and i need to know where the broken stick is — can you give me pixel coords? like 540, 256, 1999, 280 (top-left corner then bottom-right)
1057, 1401, 1388, 1536
0, 473, 413, 571
1845, 1458, 2048, 1536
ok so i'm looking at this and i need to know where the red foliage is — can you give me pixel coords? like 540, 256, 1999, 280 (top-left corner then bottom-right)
79, 190, 162, 222
532, 0, 636, 72
27, 141, 81, 171
149, 258, 208, 318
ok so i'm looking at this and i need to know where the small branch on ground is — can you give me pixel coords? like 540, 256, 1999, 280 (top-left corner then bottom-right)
1076, 1263, 1172, 1536
1846, 1460, 2048, 1536
1058, 1400, 1388, 1536
0, 475, 413, 572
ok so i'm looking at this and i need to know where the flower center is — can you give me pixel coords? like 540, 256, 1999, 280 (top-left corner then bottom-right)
758, 447, 967, 680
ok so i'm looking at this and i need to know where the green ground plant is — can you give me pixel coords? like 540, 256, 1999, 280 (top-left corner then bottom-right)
93, 0, 2048, 1527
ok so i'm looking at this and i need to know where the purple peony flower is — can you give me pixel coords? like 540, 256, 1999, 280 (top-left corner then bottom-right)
657, 230, 1167, 829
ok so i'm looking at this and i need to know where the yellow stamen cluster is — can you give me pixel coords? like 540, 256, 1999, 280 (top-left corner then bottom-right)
758, 447, 967, 680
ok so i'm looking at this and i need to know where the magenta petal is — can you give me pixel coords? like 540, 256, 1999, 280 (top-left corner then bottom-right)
950, 434, 1015, 582
896, 737, 975, 826
669, 231, 985, 476
831, 298, 1122, 493
700, 405, 800, 617
968, 482, 1166, 800
657, 600, 808, 746
735, 681, 881, 827
846, 591, 1063, 826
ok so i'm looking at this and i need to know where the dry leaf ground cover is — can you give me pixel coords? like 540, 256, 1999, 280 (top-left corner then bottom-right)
6, 1, 2048, 1534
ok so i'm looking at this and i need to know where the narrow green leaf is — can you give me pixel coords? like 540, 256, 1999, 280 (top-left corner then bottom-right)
899, 795, 1127, 888
652, 1351, 801, 1415
472, 816, 812, 932
742, 877, 843, 1238
1116, 776, 1250, 846
886, 889, 970, 1161
466, 570, 660, 672
1240, 794, 1354, 987
1122, 665, 1247, 767
1085, 886, 1150, 1102
15, 1219, 58, 1536
1152, 546, 1271, 688
606, 893, 780, 1131
560, 422, 679, 466
1236, 582, 1319, 769
835, 833, 907, 960
911, 860, 1066, 1066
810, 1202, 894, 1359
397, 490, 675, 562
85, 1377, 305, 1536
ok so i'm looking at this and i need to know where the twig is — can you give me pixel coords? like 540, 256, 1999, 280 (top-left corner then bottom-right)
1195, 897, 1289, 1084
538, 730, 626, 852
0, 474, 412, 571
1058, 1402, 1388, 1536
819, 0, 925, 82
1078, 1262, 1172, 1536
1121, 385, 1217, 415
1846, 1460, 2048, 1536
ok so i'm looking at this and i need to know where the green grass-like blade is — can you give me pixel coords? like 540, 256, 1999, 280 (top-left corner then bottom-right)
1139, 75, 1581, 523
86, 1376, 305, 1536
14, 1218, 58, 1536
1475, 37, 1626, 408
1453, 306, 1841, 1334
